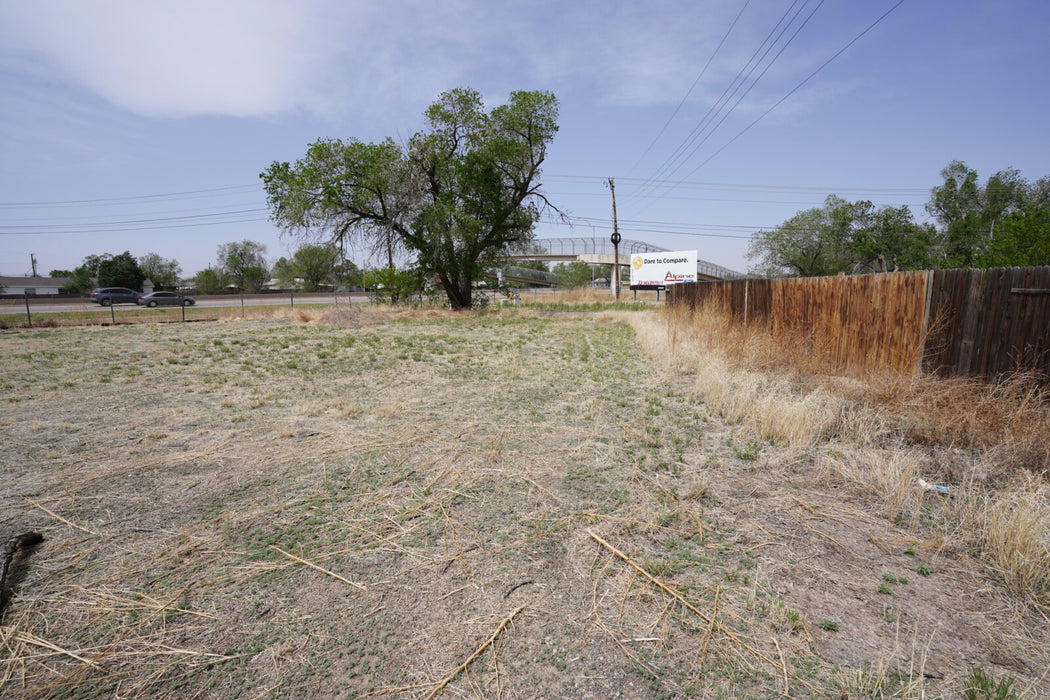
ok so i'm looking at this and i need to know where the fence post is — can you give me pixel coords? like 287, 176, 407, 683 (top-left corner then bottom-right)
23, 293, 32, 328
743, 278, 749, 328
915, 270, 935, 375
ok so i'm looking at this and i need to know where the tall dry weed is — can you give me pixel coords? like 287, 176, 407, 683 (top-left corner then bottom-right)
819, 447, 926, 525
981, 478, 1050, 608
660, 305, 848, 450
662, 300, 1050, 608
876, 371, 1050, 476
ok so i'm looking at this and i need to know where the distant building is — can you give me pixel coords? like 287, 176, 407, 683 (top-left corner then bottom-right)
0, 276, 72, 296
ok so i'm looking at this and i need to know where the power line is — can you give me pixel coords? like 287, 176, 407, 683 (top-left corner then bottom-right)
0, 209, 269, 235
546, 174, 930, 195
683, 0, 910, 178
645, 0, 828, 190
2, 201, 269, 223
0, 184, 259, 208
630, 0, 753, 171
633, 0, 825, 201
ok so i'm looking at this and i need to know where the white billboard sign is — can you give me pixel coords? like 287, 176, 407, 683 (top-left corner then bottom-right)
629, 250, 698, 289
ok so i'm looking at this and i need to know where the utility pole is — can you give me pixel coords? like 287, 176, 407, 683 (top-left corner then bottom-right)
608, 178, 621, 300
30, 253, 38, 277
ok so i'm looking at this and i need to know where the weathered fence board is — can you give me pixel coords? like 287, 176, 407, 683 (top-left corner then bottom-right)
669, 266, 1050, 381
924, 266, 1050, 378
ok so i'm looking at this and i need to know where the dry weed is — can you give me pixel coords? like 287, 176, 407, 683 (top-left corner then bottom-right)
981, 477, 1050, 607
662, 301, 1050, 611
4, 305, 1047, 697
819, 447, 926, 525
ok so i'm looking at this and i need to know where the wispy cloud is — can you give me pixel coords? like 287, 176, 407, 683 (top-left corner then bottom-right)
0, 0, 341, 118
1, 0, 789, 122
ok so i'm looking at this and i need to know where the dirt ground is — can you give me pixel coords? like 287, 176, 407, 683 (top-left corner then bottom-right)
1, 307, 1047, 698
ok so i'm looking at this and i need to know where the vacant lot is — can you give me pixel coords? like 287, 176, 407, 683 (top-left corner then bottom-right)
1, 307, 1047, 698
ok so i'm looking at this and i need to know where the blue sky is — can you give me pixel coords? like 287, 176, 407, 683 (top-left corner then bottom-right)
2, 0, 1048, 278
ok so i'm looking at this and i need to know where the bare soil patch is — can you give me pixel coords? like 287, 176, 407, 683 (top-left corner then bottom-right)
1, 308, 1046, 698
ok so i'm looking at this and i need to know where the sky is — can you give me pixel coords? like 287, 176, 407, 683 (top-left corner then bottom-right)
1, 0, 1048, 279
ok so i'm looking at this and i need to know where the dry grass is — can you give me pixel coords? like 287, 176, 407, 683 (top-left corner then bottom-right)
2, 304, 1047, 698
982, 478, 1050, 607
662, 301, 1050, 613
1, 308, 834, 698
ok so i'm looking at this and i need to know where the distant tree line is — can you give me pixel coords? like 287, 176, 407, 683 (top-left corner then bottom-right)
51, 251, 181, 294
748, 161, 1050, 277
49, 240, 365, 296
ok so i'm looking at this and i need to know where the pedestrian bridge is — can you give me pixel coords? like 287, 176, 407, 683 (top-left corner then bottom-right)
504, 237, 741, 285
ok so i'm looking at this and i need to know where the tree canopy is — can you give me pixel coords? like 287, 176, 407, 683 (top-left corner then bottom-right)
97, 251, 146, 290
138, 253, 182, 289
261, 87, 559, 309
749, 161, 1050, 277
926, 161, 1050, 269
218, 240, 268, 292
748, 196, 934, 277
274, 244, 342, 291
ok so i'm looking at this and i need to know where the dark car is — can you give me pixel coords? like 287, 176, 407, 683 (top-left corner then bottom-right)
138, 291, 195, 307
90, 287, 141, 305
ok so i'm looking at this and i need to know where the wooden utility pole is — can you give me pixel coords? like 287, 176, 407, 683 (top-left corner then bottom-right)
608, 178, 621, 300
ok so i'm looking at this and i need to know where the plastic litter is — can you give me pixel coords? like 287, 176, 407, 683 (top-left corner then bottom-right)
918, 479, 950, 495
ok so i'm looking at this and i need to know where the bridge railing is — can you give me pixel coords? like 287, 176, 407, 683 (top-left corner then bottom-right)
503, 266, 562, 285
517, 237, 742, 281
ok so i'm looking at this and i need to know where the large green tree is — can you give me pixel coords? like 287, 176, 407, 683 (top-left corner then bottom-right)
981, 201, 1050, 267
193, 267, 225, 294
927, 162, 1049, 267
334, 257, 363, 290
138, 253, 183, 289
749, 196, 934, 277
97, 251, 145, 290
277, 244, 341, 291
747, 196, 849, 277
261, 87, 559, 310
217, 240, 268, 292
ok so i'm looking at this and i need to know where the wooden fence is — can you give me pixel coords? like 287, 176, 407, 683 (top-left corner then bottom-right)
667, 266, 1050, 380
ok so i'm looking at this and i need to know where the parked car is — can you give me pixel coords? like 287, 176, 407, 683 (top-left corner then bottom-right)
137, 291, 195, 307
90, 287, 141, 305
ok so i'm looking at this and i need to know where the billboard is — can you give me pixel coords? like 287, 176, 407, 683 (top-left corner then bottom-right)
629, 251, 698, 289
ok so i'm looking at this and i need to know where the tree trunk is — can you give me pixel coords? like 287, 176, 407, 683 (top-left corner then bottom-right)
447, 280, 472, 310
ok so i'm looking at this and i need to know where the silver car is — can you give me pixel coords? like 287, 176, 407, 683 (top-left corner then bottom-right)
137, 291, 195, 307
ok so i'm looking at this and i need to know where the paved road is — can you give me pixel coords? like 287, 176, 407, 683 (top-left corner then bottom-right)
0, 293, 369, 315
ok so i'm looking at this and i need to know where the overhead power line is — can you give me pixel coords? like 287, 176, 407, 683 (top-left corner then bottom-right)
0, 208, 269, 236
0, 184, 259, 208
633, 0, 827, 202
630, 0, 753, 172
682, 0, 910, 179
546, 174, 930, 196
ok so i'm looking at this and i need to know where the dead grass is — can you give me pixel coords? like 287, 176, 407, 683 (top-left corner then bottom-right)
982, 477, 1050, 607
1, 305, 1047, 698
662, 301, 1050, 615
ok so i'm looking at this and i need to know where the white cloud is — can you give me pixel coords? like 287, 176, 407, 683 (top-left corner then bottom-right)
0, 0, 339, 118
0, 0, 835, 124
